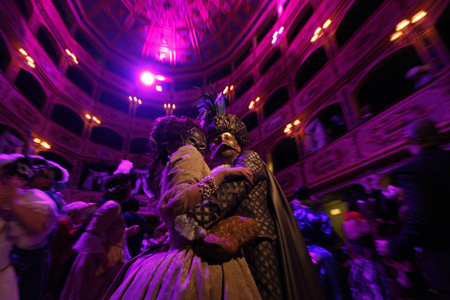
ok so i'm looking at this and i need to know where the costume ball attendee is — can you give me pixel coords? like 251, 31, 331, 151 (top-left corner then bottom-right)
290, 186, 350, 300
375, 119, 450, 299
190, 91, 324, 300
59, 172, 132, 300
106, 116, 260, 300
0, 154, 58, 300
343, 197, 393, 300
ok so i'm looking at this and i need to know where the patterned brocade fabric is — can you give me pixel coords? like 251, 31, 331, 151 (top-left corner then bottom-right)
189, 151, 277, 240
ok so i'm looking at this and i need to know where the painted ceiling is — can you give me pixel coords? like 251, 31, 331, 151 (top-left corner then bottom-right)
72, 0, 266, 69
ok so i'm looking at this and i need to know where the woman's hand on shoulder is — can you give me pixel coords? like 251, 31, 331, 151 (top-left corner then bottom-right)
221, 167, 253, 185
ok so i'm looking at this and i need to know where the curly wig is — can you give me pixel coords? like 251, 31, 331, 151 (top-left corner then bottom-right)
149, 116, 203, 165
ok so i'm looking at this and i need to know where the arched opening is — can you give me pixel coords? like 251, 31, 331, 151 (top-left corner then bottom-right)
50, 104, 84, 136
242, 112, 258, 132
14, 69, 46, 110
66, 66, 94, 95
0, 34, 11, 72
234, 43, 253, 69
260, 49, 281, 75
257, 15, 278, 43
74, 29, 104, 65
90, 127, 124, 151
173, 78, 204, 92
0, 124, 25, 154
263, 86, 289, 119
235, 76, 254, 100
355, 46, 422, 116
207, 65, 232, 83
303, 104, 347, 155
294, 47, 328, 91
130, 138, 150, 154
436, 3, 450, 52
335, 0, 385, 47
135, 105, 166, 120
36, 25, 61, 65
79, 162, 116, 191
37, 151, 73, 175
287, 3, 314, 44
14, 0, 32, 20
52, 0, 75, 29
99, 91, 130, 113
271, 137, 299, 173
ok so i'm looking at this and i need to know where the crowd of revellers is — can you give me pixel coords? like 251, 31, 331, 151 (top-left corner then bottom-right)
1, 104, 449, 300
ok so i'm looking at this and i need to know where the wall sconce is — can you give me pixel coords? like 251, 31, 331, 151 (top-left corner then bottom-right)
311, 19, 332, 42
129, 96, 142, 105
164, 103, 175, 116
85, 114, 101, 125
390, 10, 427, 42
248, 96, 260, 110
19, 48, 35, 68
284, 119, 301, 136
272, 27, 285, 45
65, 49, 79, 64
33, 137, 51, 153
223, 85, 234, 95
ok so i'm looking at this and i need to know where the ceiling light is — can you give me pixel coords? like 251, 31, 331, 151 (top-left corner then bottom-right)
140, 71, 155, 86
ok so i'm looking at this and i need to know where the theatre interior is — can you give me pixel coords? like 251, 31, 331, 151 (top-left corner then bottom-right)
1, 0, 450, 236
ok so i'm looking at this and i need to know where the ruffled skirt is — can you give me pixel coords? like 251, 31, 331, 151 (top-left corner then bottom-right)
106, 244, 261, 300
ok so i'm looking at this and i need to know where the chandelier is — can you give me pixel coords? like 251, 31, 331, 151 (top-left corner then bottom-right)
125, 0, 212, 25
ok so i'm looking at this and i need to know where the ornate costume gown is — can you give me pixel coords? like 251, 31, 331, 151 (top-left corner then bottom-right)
105, 145, 261, 300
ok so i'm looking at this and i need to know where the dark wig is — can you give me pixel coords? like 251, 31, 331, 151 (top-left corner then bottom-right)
149, 116, 204, 165
147, 116, 204, 198
102, 173, 130, 204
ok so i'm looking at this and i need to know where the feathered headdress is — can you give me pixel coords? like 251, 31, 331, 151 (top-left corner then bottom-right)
194, 84, 249, 148
194, 83, 229, 127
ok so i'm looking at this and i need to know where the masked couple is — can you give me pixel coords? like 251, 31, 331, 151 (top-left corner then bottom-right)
104, 109, 324, 300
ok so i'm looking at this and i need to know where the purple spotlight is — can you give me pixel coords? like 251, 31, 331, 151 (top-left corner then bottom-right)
155, 75, 165, 81
140, 71, 155, 85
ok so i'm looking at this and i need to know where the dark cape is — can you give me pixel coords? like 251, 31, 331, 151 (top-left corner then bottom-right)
264, 163, 325, 300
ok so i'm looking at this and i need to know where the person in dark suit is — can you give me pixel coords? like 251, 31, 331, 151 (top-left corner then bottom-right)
375, 118, 450, 299
121, 198, 146, 258
189, 112, 324, 300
